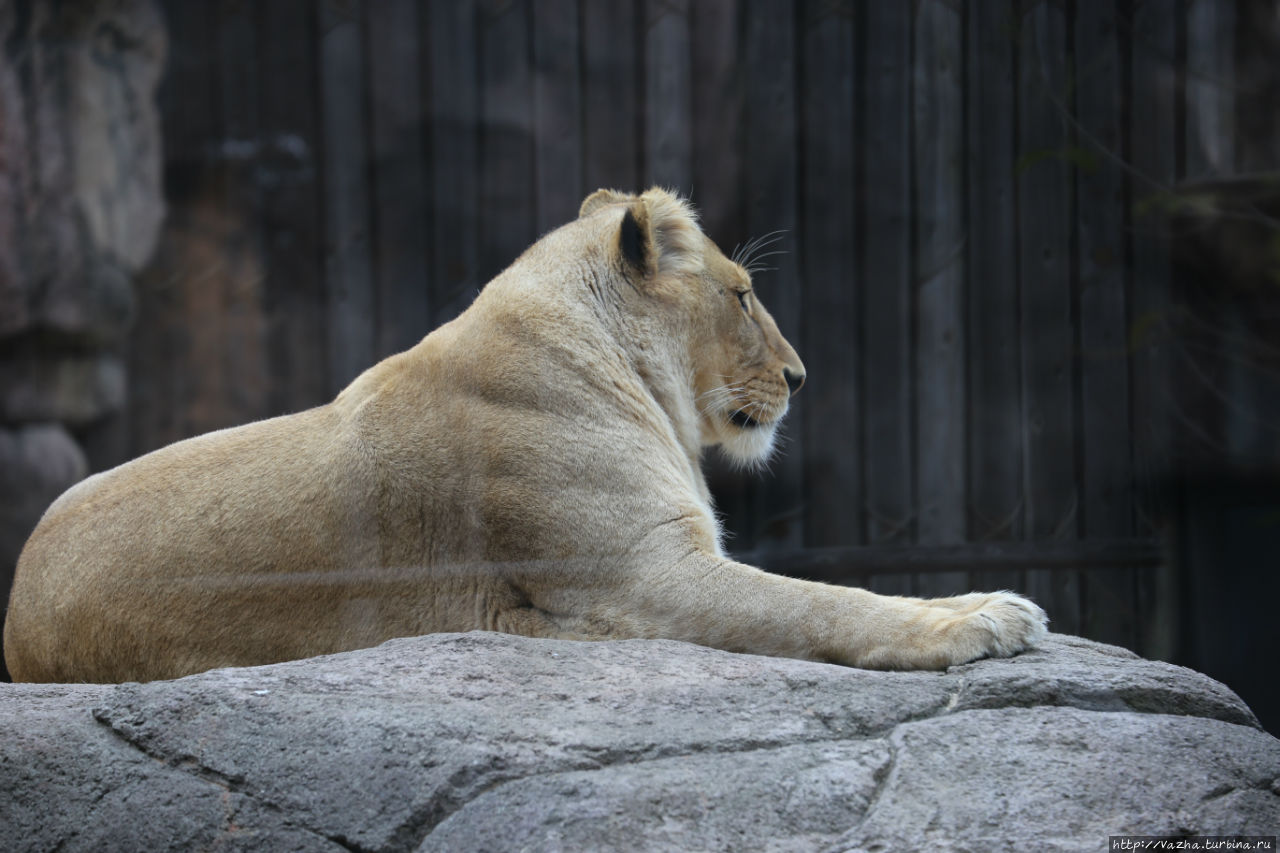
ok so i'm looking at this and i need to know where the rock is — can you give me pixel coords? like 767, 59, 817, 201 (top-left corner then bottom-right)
0, 354, 126, 424
0, 424, 87, 566
1, 632, 1276, 852
0, 4, 26, 338
63, 0, 167, 272
0, 0, 165, 343
29, 255, 137, 346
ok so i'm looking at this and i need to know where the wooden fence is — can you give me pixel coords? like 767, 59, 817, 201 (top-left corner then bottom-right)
86, 0, 1278, 660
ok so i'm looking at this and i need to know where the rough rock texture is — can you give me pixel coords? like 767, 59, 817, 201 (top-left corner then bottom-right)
0, 0, 166, 680
2, 632, 1276, 852
0, 353, 127, 424
0, 0, 164, 339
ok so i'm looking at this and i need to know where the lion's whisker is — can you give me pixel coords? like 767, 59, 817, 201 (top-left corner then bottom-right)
732, 229, 788, 266
733, 230, 789, 273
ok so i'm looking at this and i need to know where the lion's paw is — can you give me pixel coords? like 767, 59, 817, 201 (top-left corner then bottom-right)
938, 590, 1049, 664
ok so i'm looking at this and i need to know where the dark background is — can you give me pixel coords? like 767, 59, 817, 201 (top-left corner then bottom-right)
4, 0, 1278, 730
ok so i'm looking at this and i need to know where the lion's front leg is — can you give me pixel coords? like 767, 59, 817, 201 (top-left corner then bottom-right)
840, 588, 1050, 669
607, 556, 1048, 670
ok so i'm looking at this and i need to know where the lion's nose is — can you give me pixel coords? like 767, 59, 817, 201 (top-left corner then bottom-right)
783, 367, 805, 396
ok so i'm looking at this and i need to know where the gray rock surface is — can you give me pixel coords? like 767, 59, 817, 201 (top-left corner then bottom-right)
2, 632, 1277, 852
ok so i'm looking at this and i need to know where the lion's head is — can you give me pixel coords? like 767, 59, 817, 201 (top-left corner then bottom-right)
578, 188, 805, 468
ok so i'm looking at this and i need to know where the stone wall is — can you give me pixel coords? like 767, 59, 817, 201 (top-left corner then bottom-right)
0, 0, 166, 679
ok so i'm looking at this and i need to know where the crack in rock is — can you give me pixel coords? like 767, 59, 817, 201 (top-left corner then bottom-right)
89, 705, 363, 853
401, 735, 880, 850
847, 729, 900, 837
414, 733, 898, 852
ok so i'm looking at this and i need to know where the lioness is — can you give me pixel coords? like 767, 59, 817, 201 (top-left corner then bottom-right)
4, 188, 1047, 682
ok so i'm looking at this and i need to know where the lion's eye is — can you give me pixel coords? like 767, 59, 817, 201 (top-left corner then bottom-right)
736, 290, 751, 313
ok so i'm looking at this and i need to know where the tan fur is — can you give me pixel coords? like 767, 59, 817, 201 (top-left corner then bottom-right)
3, 188, 1047, 683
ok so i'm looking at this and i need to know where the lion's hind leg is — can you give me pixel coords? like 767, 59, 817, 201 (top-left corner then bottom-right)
490, 602, 614, 643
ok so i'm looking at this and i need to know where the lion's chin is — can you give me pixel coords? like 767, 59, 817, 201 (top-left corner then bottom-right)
718, 416, 780, 470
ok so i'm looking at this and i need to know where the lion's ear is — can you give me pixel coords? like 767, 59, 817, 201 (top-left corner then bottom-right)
619, 202, 655, 276
636, 187, 703, 278
579, 189, 634, 218
599, 187, 704, 280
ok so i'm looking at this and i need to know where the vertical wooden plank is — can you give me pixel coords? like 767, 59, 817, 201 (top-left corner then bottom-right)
581, 0, 638, 193
967, 0, 1024, 594
862, 2, 913, 594
427, 0, 482, 324
532, 0, 584, 232
1017, 1, 1080, 633
1129, 0, 1178, 660
215, 0, 259, 179
1177, 0, 1236, 469
1184, 0, 1236, 180
913, 0, 966, 597
258, 0, 326, 415
1074, 0, 1135, 648
154, 0, 220, 449
1235, 0, 1280, 174
477, 0, 535, 284
367, 0, 431, 356
798, 0, 858, 549
1176, 0, 1239, 668
644, 0, 693, 191
742, 0, 803, 553
130, 0, 269, 450
1232, 0, 1280, 469
130, 0, 217, 454
214, 0, 268, 428
690, 0, 743, 247
1186, 0, 1251, 468
320, 0, 376, 395
155, 0, 216, 208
